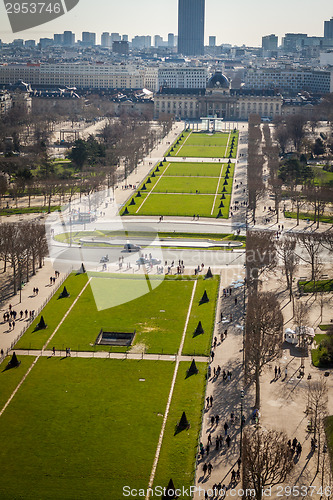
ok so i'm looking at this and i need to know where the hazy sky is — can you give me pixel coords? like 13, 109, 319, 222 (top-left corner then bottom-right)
0, 0, 332, 46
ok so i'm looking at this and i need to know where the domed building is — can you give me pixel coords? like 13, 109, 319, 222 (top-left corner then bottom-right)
207, 72, 230, 93
199, 71, 238, 119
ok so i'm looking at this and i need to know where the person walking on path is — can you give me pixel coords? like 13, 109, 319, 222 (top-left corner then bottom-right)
209, 395, 213, 407
203, 463, 208, 477
226, 435, 231, 448
224, 421, 229, 436
207, 463, 213, 476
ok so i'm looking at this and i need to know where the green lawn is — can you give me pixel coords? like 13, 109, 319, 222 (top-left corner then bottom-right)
186, 132, 230, 146
0, 357, 174, 500
312, 167, 333, 187
173, 145, 227, 158
154, 176, 220, 194
299, 279, 333, 293
15, 273, 88, 350
165, 162, 226, 177
0, 355, 36, 409
154, 361, 207, 491
133, 193, 220, 218
285, 211, 333, 224
50, 276, 195, 354
0, 206, 60, 216
324, 415, 333, 474
182, 277, 219, 356
311, 334, 332, 368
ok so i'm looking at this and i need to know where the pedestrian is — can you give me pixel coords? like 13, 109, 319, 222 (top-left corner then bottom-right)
209, 395, 213, 407
237, 457, 241, 469
226, 435, 231, 448
52, 346, 55, 356
207, 463, 213, 476
207, 365, 211, 379
208, 433, 212, 445
215, 414, 219, 425
224, 422, 229, 436
213, 336, 217, 349
231, 470, 236, 482
220, 332, 224, 342
206, 397, 210, 408
0, 349, 3, 357
229, 313, 233, 322
206, 444, 210, 455
297, 442, 302, 457
275, 366, 278, 378
203, 463, 208, 476
236, 469, 240, 481
33, 287, 36, 295
211, 351, 215, 362
220, 311, 223, 322
9, 321, 12, 329
292, 437, 297, 449
20, 310, 23, 319
224, 329, 228, 337
12, 320, 15, 329
25, 309, 28, 318
278, 366, 281, 378
211, 415, 215, 426
234, 297, 237, 305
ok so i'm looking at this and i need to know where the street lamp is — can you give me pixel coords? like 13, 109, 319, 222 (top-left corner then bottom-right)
240, 389, 245, 458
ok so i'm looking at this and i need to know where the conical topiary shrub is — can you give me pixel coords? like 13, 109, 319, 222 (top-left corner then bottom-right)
221, 193, 226, 199
8, 352, 20, 368
59, 286, 70, 298
122, 207, 129, 215
141, 184, 146, 190
222, 187, 226, 193
177, 411, 190, 432
205, 267, 213, 278
194, 321, 204, 335
147, 177, 151, 184
228, 159, 231, 164
130, 198, 136, 206
37, 315, 47, 330
136, 191, 141, 198
219, 201, 224, 208
187, 359, 199, 376
225, 174, 229, 179
217, 209, 222, 218
151, 172, 155, 177
162, 479, 177, 499
200, 290, 209, 304
223, 180, 228, 186
156, 166, 160, 172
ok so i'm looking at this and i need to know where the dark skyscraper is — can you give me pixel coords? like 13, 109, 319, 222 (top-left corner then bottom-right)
324, 18, 333, 39
178, 0, 205, 56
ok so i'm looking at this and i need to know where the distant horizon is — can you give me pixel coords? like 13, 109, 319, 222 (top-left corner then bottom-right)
0, 0, 332, 46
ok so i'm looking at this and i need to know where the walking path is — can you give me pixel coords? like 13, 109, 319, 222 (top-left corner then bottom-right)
12, 349, 208, 364
0, 262, 68, 357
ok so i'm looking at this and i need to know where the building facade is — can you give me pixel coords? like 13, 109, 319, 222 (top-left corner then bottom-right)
244, 67, 333, 95
178, 0, 205, 56
154, 72, 283, 120
157, 66, 207, 90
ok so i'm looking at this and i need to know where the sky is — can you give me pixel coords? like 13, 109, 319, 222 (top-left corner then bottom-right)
0, 0, 332, 46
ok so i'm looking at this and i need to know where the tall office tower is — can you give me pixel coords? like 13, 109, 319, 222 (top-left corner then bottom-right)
209, 36, 216, 47
54, 33, 64, 45
63, 31, 75, 46
154, 35, 163, 47
111, 33, 121, 43
178, 0, 205, 55
82, 32, 96, 46
101, 32, 110, 47
168, 33, 175, 48
324, 18, 333, 39
262, 34, 278, 51
122, 35, 128, 42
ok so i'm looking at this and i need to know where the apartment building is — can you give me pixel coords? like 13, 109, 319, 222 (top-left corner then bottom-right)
157, 66, 207, 89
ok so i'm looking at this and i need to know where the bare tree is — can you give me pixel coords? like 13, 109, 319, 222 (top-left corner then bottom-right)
246, 230, 277, 292
297, 232, 323, 285
243, 428, 294, 500
306, 378, 328, 443
245, 292, 283, 408
278, 235, 299, 311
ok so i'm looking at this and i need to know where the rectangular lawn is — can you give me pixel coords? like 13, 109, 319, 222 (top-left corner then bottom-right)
165, 162, 226, 177
0, 357, 175, 500
136, 193, 217, 218
50, 277, 194, 354
153, 176, 219, 194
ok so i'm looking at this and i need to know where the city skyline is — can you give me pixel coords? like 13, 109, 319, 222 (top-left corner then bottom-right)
0, 0, 332, 45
